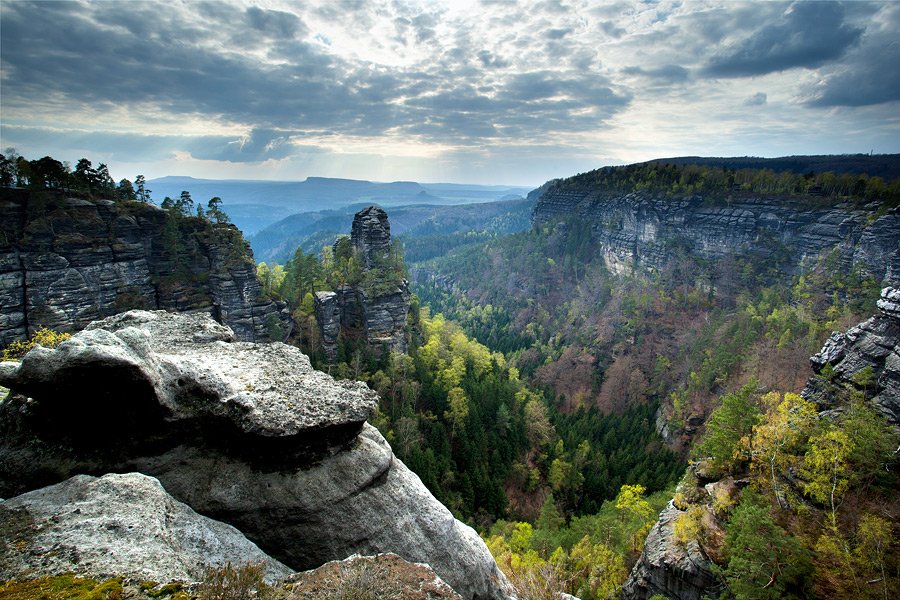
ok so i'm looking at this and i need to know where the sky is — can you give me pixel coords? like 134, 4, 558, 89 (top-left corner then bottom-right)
1, 0, 898, 186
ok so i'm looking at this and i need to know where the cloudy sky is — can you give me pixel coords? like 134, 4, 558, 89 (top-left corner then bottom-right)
1, 0, 898, 186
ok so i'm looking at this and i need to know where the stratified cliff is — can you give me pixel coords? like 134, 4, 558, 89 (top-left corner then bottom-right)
532, 188, 899, 284
0, 188, 290, 347
0, 310, 510, 600
315, 206, 410, 361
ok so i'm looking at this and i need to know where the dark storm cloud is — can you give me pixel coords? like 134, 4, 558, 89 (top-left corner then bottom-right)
703, 1, 863, 78
806, 37, 900, 107
804, 4, 900, 108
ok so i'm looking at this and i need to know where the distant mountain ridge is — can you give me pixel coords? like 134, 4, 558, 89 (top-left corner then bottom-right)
147, 176, 532, 236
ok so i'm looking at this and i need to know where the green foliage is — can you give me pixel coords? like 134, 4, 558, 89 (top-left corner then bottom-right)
2, 327, 72, 361
0, 574, 123, 600
553, 161, 900, 206
485, 485, 672, 600
692, 383, 760, 476
723, 490, 812, 600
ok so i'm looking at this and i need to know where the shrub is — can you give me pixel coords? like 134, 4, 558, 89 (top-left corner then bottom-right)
199, 562, 269, 600
1, 327, 71, 361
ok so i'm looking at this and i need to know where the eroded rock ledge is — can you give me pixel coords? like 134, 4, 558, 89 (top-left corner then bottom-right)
0, 310, 510, 600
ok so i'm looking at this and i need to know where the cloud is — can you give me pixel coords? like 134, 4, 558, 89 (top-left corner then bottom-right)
743, 92, 767, 106
703, 1, 863, 77
804, 5, 900, 107
622, 64, 690, 84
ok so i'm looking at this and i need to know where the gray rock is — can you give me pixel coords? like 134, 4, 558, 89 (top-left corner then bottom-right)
314, 207, 410, 360
0, 311, 511, 600
314, 291, 342, 362
620, 501, 724, 600
0, 472, 291, 583
803, 287, 900, 424
1, 310, 377, 439
0, 188, 291, 347
351, 205, 392, 268
532, 190, 899, 285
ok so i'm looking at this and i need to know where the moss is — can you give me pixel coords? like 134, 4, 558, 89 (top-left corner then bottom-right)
0, 574, 123, 600
145, 582, 184, 598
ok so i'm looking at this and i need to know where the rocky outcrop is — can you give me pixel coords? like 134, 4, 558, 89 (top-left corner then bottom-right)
0, 472, 291, 583
532, 188, 899, 284
0, 311, 509, 600
314, 206, 410, 361
0, 188, 291, 347
286, 553, 462, 599
802, 286, 900, 424
351, 205, 392, 268
621, 500, 724, 600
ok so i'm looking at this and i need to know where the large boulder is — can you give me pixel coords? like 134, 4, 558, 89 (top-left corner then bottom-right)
0, 472, 292, 583
0, 310, 510, 600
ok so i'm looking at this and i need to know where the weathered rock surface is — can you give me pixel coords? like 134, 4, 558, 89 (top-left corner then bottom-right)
803, 286, 900, 424
0, 188, 291, 347
532, 189, 899, 285
314, 206, 410, 361
285, 553, 462, 599
351, 205, 392, 268
620, 501, 724, 600
0, 311, 509, 600
0, 472, 291, 583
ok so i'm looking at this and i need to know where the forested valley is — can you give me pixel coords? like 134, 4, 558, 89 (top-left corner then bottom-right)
256, 159, 899, 599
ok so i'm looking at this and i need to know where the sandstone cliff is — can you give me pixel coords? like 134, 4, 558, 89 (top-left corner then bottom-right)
0, 310, 510, 600
532, 188, 899, 285
0, 188, 290, 347
315, 206, 410, 361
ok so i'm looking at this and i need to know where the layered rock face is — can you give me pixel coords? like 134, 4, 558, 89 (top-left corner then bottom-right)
0, 472, 292, 583
0, 311, 509, 600
802, 286, 900, 424
532, 189, 899, 284
620, 501, 724, 600
0, 188, 290, 347
351, 205, 392, 267
314, 206, 410, 361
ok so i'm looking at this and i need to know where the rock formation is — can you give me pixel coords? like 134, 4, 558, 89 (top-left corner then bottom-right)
0, 310, 510, 600
285, 553, 462, 599
802, 286, 900, 424
314, 206, 410, 361
0, 188, 291, 347
0, 472, 292, 584
620, 500, 724, 600
351, 205, 392, 267
532, 189, 899, 285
